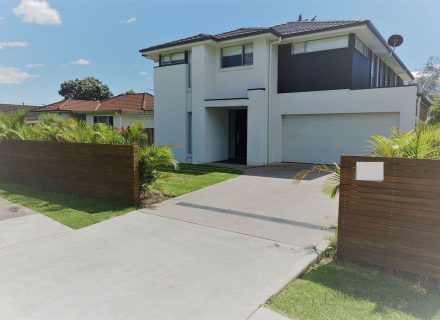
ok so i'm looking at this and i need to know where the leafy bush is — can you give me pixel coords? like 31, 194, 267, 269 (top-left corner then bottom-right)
295, 122, 440, 199
138, 145, 178, 188
120, 123, 148, 145
369, 122, 440, 159
0, 109, 178, 195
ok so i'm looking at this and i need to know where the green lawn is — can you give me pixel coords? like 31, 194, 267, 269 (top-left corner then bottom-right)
0, 182, 135, 229
157, 163, 242, 197
0, 164, 241, 228
268, 261, 440, 320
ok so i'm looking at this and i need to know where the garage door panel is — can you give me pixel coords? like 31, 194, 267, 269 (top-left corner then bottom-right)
282, 113, 400, 164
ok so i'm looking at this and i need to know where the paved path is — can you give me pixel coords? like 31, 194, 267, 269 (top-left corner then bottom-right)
0, 164, 337, 320
0, 199, 70, 249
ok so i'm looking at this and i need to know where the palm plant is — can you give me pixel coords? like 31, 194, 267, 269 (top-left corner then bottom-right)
0, 108, 29, 140
369, 122, 440, 159
120, 122, 148, 145
138, 145, 178, 188
295, 164, 340, 199
296, 122, 440, 199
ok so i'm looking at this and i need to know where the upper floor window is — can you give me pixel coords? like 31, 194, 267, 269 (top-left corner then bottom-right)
292, 36, 348, 54
221, 43, 253, 68
160, 52, 186, 66
354, 36, 369, 58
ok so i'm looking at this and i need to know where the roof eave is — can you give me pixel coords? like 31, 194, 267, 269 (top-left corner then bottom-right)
139, 29, 280, 56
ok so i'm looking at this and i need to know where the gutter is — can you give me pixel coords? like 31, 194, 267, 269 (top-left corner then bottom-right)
267, 37, 282, 165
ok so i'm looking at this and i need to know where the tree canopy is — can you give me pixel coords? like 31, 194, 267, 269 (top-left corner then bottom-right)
413, 56, 440, 98
427, 94, 440, 125
122, 89, 136, 95
58, 77, 113, 101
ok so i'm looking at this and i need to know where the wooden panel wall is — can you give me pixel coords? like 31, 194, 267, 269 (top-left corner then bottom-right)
339, 155, 440, 280
0, 140, 139, 204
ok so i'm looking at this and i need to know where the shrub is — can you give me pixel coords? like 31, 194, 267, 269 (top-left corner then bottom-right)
0, 109, 179, 197
138, 145, 178, 189
295, 122, 440, 199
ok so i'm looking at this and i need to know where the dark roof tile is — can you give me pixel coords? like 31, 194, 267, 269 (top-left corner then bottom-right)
139, 20, 366, 53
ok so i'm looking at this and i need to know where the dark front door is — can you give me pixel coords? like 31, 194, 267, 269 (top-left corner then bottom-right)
234, 109, 247, 160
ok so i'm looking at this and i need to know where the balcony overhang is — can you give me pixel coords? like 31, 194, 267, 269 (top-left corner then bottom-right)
204, 97, 249, 108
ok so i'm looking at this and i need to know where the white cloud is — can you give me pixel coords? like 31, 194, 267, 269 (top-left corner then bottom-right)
0, 16, 5, 22
0, 66, 39, 84
0, 41, 29, 50
71, 58, 90, 65
119, 17, 136, 24
13, 0, 61, 25
412, 71, 422, 78
140, 71, 148, 76
26, 63, 45, 68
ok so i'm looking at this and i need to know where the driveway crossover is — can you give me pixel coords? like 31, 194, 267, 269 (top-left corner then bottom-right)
0, 164, 337, 320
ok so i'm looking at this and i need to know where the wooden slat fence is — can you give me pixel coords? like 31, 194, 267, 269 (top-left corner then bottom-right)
0, 140, 139, 204
339, 155, 440, 280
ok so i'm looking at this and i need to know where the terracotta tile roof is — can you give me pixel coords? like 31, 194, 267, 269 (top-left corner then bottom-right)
38, 93, 154, 113
38, 99, 101, 112
139, 20, 366, 52
99, 93, 154, 112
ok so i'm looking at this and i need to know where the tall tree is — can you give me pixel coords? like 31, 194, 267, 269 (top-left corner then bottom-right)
427, 94, 440, 125
58, 77, 113, 101
413, 56, 440, 98
122, 89, 136, 95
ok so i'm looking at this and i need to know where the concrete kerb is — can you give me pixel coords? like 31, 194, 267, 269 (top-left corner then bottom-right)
247, 240, 330, 320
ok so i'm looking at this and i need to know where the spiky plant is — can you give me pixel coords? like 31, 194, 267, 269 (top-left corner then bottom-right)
369, 122, 440, 159
295, 164, 340, 199
120, 122, 148, 145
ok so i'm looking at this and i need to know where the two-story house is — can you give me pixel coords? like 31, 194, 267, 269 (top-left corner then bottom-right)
140, 20, 428, 165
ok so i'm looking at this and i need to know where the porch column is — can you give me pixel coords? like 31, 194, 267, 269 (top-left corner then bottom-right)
247, 89, 269, 166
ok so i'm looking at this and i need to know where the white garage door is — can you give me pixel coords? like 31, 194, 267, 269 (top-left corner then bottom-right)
282, 113, 400, 164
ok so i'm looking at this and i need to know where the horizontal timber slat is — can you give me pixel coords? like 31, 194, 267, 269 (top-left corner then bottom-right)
338, 155, 440, 280
0, 140, 139, 204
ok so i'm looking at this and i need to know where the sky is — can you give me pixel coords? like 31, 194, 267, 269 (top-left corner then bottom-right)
0, 0, 439, 105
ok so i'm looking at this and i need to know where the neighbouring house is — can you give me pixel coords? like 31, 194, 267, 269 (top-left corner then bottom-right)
0, 103, 41, 125
36, 93, 154, 143
140, 20, 430, 165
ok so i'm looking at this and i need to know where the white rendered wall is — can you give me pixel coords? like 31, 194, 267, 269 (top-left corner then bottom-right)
154, 64, 189, 162
205, 38, 270, 99
85, 113, 153, 128
247, 89, 269, 166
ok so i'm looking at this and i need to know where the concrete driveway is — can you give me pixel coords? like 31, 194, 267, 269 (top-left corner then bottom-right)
0, 164, 337, 320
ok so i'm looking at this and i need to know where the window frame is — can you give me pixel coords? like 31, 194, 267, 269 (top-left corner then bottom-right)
93, 115, 114, 127
220, 43, 254, 69
159, 51, 188, 67
354, 36, 370, 58
291, 35, 349, 55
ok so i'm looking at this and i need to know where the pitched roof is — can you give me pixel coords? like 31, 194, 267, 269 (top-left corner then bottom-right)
139, 19, 413, 80
0, 103, 40, 113
99, 93, 154, 112
0, 103, 41, 121
139, 20, 365, 52
271, 20, 364, 36
37, 93, 154, 113
39, 99, 101, 112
